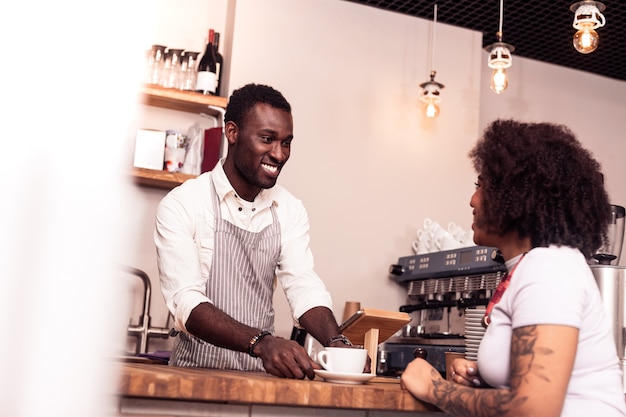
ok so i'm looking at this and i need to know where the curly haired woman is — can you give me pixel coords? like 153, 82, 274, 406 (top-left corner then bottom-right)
401, 119, 626, 417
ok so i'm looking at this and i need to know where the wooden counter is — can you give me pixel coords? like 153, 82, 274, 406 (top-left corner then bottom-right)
115, 362, 441, 414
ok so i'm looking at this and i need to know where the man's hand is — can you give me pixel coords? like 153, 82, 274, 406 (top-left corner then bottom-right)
298, 306, 372, 374
252, 335, 319, 379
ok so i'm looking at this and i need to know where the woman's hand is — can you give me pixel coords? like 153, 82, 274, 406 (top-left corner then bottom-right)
400, 358, 442, 401
448, 357, 483, 387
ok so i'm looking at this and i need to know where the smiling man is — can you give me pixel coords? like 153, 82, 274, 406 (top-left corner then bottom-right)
155, 84, 352, 379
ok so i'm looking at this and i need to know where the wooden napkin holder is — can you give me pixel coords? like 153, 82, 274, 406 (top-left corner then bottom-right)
339, 308, 411, 374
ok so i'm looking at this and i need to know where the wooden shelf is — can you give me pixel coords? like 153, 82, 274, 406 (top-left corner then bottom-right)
132, 167, 196, 190
131, 85, 228, 189
140, 84, 228, 116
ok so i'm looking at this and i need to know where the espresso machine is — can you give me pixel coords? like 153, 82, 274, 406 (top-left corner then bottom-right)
382, 246, 506, 377
589, 204, 626, 392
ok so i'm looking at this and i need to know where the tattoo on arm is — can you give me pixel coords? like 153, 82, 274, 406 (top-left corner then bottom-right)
510, 325, 553, 387
431, 370, 522, 417
429, 326, 552, 417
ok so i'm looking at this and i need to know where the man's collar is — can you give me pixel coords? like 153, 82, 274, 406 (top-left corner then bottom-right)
211, 160, 278, 208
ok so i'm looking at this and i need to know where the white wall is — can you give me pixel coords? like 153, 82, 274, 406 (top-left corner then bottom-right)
123, 0, 626, 354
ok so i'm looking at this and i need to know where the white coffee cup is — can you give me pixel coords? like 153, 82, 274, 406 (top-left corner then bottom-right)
412, 238, 430, 254
317, 347, 368, 374
437, 232, 461, 250
448, 222, 466, 241
414, 229, 431, 254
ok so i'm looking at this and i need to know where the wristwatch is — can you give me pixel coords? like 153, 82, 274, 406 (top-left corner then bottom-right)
325, 333, 353, 347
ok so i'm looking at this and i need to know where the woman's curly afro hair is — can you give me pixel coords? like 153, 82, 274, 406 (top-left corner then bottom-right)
469, 119, 611, 258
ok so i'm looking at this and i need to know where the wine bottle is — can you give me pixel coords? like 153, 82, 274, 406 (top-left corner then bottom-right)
213, 32, 224, 97
195, 29, 217, 95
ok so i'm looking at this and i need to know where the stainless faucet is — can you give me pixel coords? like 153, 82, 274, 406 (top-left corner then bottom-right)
124, 266, 171, 354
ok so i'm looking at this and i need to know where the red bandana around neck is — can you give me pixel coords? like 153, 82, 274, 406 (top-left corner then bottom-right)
482, 253, 527, 328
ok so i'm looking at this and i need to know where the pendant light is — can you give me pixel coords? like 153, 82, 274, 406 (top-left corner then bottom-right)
570, 1, 606, 54
419, 4, 444, 119
484, 0, 515, 95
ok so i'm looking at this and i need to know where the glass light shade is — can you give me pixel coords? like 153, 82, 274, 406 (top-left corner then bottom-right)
419, 74, 444, 119
423, 99, 440, 118
573, 26, 599, 53
490, 68, 508, 94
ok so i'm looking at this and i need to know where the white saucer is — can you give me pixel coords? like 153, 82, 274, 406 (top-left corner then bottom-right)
314, 369, 375, 384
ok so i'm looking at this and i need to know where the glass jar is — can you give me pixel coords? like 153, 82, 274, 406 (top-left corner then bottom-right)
178, 51, 199, 91
161, 48, 184, 89
147, 44, 167, 85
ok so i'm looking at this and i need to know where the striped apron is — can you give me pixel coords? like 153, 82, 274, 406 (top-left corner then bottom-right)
170, 180, 280, 371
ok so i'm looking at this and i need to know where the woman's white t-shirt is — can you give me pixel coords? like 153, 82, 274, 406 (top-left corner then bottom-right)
478, 245, 626, 416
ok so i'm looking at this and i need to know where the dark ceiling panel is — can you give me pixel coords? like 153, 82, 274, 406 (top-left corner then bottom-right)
343, 0, 626, 82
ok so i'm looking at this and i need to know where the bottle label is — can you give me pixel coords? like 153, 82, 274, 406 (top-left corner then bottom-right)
215, 62, 221, 92
195, 71, 217, 94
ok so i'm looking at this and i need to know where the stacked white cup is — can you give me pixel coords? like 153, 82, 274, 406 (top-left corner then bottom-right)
412, 218, 475, 254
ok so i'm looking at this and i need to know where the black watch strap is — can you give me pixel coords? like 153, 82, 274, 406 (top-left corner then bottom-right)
248, 330, 272, 357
